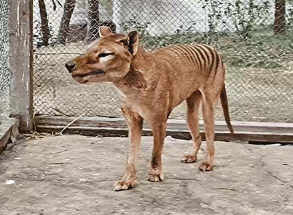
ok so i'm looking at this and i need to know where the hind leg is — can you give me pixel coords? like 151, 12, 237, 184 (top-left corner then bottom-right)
181, 90, 202, 163
199, 92, 216, 171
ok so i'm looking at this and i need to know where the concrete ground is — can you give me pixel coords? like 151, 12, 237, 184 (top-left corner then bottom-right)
0, 135, 292, 215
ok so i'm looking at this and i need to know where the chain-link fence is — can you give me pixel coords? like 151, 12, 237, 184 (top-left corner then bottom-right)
0, 0, 11, 124
33, 0, 293, 123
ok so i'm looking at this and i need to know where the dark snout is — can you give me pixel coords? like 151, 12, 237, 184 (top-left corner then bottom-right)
65, 60, 76, 73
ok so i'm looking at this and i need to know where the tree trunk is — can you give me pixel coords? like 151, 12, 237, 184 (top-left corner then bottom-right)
58, 0, 76, 44
38, 0, 50, 46
274, 0, 286, 34
87, 0, 100, 42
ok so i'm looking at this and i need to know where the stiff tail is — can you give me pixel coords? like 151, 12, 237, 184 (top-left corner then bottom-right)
220, 83, 234, 135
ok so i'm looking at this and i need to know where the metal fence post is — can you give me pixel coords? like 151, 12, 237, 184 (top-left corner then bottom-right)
9, 0, 34, 132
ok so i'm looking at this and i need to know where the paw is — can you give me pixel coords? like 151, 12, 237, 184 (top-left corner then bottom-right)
199, 161, 213, 171
114, 179, 137, 191
147, 168, 164, 182
181, 154, 197, 163
147, 173, 164, 182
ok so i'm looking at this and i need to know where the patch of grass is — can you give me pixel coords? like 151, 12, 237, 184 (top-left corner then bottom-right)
141, 27, 293, 70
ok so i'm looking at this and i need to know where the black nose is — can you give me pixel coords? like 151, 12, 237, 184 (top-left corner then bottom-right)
65, 61, 76, 73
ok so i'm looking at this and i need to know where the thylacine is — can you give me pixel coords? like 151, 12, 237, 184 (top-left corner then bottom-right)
65, 26, 234, 191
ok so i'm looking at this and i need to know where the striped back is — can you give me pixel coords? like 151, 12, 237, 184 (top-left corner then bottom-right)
165, 44, 223, 75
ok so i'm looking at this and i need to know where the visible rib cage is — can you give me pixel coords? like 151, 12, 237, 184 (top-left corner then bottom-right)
168, 44, 222, 76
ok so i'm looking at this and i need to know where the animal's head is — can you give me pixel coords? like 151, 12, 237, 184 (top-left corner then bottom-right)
65, 26, 139, 84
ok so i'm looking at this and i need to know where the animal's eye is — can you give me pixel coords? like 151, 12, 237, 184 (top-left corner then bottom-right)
98, 53, 114, 58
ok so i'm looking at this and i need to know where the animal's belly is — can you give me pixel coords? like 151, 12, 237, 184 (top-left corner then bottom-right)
170, 82, 201, 109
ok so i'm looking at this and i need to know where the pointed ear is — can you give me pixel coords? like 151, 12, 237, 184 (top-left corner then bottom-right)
127, 31, 139, 55
99, 26, 113, 37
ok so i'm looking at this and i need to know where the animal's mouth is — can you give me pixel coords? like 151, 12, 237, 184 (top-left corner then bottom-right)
73, 70, 105, 78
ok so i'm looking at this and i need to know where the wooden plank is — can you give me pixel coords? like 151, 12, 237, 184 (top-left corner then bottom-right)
9, 0, 34, 132
0, 118, 19, 154
35, 116, 293, 143
35, 116, 127, 128
35, 116, 293, 134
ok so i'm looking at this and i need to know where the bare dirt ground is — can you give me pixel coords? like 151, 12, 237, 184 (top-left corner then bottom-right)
0, 135, 292, 215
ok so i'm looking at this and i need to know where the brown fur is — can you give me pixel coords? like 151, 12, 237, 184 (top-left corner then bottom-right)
65, 26, 234, 191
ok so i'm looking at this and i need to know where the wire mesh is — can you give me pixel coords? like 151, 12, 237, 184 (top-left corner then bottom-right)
33, 0, 293, 122
0, 0, 11, 124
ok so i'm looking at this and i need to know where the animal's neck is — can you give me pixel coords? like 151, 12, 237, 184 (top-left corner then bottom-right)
130, 47, 152, 71
114, 47, 154, 91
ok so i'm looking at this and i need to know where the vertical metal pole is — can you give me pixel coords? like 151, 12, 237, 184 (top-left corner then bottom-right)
113, 0, 121, 33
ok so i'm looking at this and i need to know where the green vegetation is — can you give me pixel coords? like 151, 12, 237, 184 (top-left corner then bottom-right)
121, 0, 293, 70
138, 28, 293, 70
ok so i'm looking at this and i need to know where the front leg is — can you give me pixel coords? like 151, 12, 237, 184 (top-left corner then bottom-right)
148, 122, 167, 182
114, 108, 143, 191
